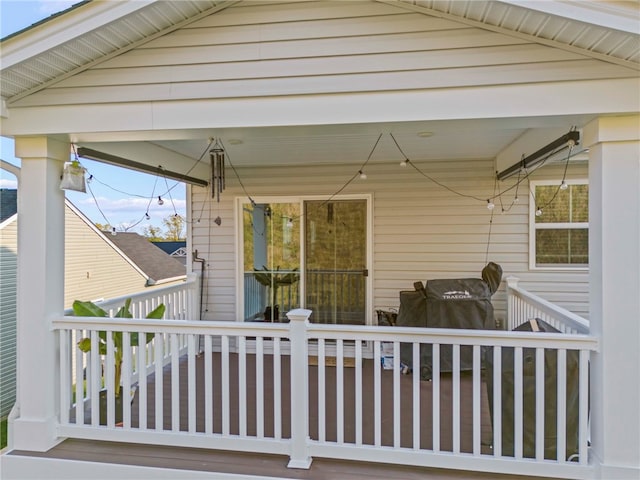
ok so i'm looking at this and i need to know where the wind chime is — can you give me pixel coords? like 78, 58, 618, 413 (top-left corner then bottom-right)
210, 139, 226, 202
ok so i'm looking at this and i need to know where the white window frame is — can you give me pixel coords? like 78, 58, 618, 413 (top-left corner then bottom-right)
529, 179, 589, 271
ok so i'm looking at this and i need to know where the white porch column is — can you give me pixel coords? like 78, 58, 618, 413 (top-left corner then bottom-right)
11, 136, 68, 451
584, 115, 640, 479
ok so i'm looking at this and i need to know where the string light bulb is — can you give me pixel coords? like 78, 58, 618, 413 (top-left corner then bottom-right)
359, 170, 367, 180
111, 227, 117, 236
157, 196, 164, 206
514, 196, 520, 204
535, 208, 543, 217
145, 213, 150, 220
560, 181, 568, 190
400, 160, 408, 167
487, 200, 495, 210
87, 174, 93, 184
286, 217, 293, 228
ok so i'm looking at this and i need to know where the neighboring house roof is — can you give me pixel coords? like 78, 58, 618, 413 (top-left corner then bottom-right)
152, 241, 187, 257
0, 185, 186, 289
0, 189, 17, 222
108, 232, 186, 285
0, 1, 637, 103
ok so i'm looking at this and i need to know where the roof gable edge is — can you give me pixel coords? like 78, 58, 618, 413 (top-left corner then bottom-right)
4, 0, 240, 104
382, 0, 640, 71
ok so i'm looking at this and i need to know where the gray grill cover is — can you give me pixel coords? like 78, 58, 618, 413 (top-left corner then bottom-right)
425, 278, 495, 375
485, 318, 581, 460
397, 278, 496, 379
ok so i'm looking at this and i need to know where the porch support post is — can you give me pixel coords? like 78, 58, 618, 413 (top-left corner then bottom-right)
286, 308, 312, 469
584, 115, 640, 479
11, 136, 68, 451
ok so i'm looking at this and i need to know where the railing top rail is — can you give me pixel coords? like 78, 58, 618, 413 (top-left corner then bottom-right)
53, 314, 598, 351
507, 279, 590, 334
307, 323, 598, 350
244, 269, 362, 274
53, 316, 289, 338
62, 273, 198, 315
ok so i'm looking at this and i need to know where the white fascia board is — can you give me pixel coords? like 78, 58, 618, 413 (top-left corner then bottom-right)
1, 97, 8, 119
499, 1, 640, 34
0, 1, 156, 70
0, 213, 17, 230
0, 159, 21, 179
2, 78, 639, 136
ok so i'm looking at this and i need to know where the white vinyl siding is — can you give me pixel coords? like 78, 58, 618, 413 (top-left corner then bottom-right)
191, 159, 590, 325
0, 217, 18, 417
12, 1, 636, 108
64, 205, 150, 308
0, 206, 163, 418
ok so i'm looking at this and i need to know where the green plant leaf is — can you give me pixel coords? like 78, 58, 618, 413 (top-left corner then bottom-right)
115, 298, 133, 318
77, 337, 92, 352
72, 300, 107, 317
113, 331, 123, 351
146, 304, 166, 319
129, 332, 156, 346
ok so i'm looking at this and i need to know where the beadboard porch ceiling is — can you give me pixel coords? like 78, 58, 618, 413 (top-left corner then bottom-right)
1, 0, 637, 173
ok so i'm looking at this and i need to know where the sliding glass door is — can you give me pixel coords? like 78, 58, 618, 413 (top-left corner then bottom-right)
241, 198, 367, 325
304, 200, 367, 325
242, 202, 301, 322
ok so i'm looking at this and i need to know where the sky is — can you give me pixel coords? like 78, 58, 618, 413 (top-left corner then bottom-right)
0, 0, 186, 234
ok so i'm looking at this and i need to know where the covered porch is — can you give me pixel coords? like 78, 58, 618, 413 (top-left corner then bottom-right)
5, 278, 596, 479
1, 2, 639, 479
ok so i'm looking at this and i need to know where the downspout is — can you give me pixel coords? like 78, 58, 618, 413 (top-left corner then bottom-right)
192, 249, 206, 318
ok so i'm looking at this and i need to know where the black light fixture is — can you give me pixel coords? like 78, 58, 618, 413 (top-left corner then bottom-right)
497, 130, 580, 181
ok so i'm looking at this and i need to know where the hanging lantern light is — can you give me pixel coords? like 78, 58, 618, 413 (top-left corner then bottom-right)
59, 160, 87, 193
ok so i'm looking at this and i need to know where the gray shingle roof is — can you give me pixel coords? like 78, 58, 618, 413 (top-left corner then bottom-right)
0, 189, 18, 223
107, 232, 186, 284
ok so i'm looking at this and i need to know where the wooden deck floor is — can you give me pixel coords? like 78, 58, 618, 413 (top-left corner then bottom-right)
8, 352, 564, 479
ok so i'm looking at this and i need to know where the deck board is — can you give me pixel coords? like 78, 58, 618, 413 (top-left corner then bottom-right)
8, 352, 563, 479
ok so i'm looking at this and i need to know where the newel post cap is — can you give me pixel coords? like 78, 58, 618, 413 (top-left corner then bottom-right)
286, 309, 312, 322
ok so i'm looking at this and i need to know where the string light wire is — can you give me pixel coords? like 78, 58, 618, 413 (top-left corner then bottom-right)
86, 181, 114, 230
530, 141, 575, 215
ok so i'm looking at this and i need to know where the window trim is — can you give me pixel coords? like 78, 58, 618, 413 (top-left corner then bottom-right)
529, 179, 589, 271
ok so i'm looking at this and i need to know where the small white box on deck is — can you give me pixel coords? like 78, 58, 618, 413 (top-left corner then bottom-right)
381, 355, 394, 370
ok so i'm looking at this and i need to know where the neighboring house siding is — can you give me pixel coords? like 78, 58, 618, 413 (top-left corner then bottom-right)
12, 1, 636, 108
0, 217, 18, 417
0, 205, 175, 418
192, 160, 589, 324
64, 205, 149, 308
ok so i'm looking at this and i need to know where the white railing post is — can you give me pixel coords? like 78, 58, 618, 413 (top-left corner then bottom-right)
186, 272, 200, 320
286, 308, 312, 469
505, 276, 519, 330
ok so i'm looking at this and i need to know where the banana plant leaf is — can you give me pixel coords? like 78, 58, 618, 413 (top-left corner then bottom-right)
74, 298, 166, 397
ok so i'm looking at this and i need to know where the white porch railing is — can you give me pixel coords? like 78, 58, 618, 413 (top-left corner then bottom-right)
53, 298, 597, 479
62, 274, 200, 401
506, 276, 590, 334
64, 273, 201, 320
